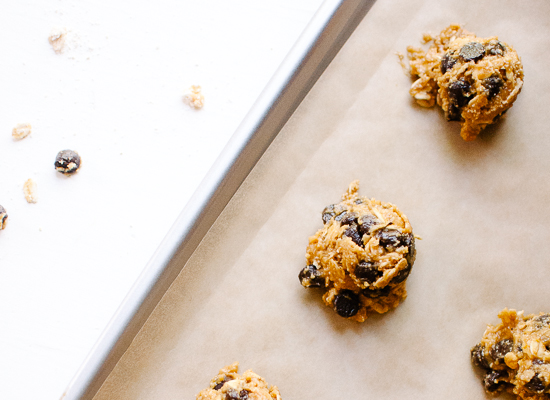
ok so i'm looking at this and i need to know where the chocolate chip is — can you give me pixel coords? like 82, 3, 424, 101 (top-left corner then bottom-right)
441, 53, 456, 74
446, 79, 471, 121
376, 228, 412, 251
214, 377, 230, 390
534, 314, 550, 327
483, 76, 503, 100
361, 285, 391, 298
392, 263, 412, 284
339, 212, 358, 226
0, 205, 7, 230
225, 390, 243, 400
486, 40, 506, 56
484, 370, 508, 392
55, 150, 81, 174
459, 42, 485, 62
354, 261, 382, 284
490, 339, 513, 365
299, 265, 324, 288
471, 343, 491, 370
525, 374, 547, 393
376, 229, 401, 249
404, 234, 416, 267
358, 213, 379, 235
343, 224, 363, 247
322, 204, 346, 224
333, 290, 360, 318
448, 80, 471, 107
239, 390, 249, 400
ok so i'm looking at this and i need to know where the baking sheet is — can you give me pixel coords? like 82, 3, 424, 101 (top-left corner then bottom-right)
93, 0, 550, 399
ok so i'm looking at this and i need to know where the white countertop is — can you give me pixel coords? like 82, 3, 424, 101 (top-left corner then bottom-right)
0, 1, 324, 398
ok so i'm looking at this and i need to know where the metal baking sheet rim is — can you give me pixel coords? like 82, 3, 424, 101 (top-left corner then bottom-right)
61, 1, 376, 399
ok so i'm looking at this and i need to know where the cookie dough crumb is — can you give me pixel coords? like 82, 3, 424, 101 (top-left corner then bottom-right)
183, 85, 205, 109
196, 362, 281, 400
55, 149, 81, 174
0, 205, 7, 230
299, 181, 416, 322
471, 308, 550, 400
12, 123, 32, 140
48, 27, 67, 54
23, 179, 38, 204
406, 24, 524, 141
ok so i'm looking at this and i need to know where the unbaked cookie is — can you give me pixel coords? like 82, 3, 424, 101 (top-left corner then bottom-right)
196, 362, 281, 400
471, 308, 550, 400
407, 24, 524, 141
299, 181, 416, 322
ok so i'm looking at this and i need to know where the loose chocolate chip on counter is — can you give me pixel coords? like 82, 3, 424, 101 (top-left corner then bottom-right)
484, 370, 508, 393
459, 41, 486, 62
321, 204, 346, 224
355, 261, 382, 284
343, 224, 364, 247
55, 150, 81, 174
441, 53, 457, 74
525, 374, 547, 393
299, 265, 325, 288
483, 76, 503, 100
486, 40, 506, 56
490, 339, 513, 365
471, 343, 491, 370
0, 205, 7, 230
358, 213, 379, 235
333, 290, 361, 318
361, 285, 391, 299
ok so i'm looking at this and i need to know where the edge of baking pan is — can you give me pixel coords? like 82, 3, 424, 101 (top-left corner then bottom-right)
61, 0, 376, 399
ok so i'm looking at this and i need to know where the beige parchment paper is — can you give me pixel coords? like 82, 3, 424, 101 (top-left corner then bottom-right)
94, 0, 550, 399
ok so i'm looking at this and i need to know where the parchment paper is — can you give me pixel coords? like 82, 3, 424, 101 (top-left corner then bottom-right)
94, 1, 550, 399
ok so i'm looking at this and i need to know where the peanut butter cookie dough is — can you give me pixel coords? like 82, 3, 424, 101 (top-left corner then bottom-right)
407, 24, 524, 141
471, 308, 550, 400
299, 181, 416, 322
196, 362, 281, 400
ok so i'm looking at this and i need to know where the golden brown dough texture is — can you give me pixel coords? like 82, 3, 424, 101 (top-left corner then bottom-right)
299, 181, 416, 322
471, 308, 550, 400
196, 362, 281, 400
407, 24, 524, 141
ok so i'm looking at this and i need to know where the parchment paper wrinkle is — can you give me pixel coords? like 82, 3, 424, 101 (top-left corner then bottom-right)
94, 1, 550, 399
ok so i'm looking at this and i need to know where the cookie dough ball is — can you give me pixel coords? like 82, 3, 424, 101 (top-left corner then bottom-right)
299, 181, 416, 322
196, 362, 281, 400
471, 308, 550, 400
407, 24, 524, 141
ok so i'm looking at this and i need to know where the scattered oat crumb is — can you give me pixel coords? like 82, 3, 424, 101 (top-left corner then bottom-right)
421, 32, 434, 44
12, 123, 32, 140
183, 85, 205, 109
395, 52, 409, 76
23, 179, 38, 204
49, 27, 67, 54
